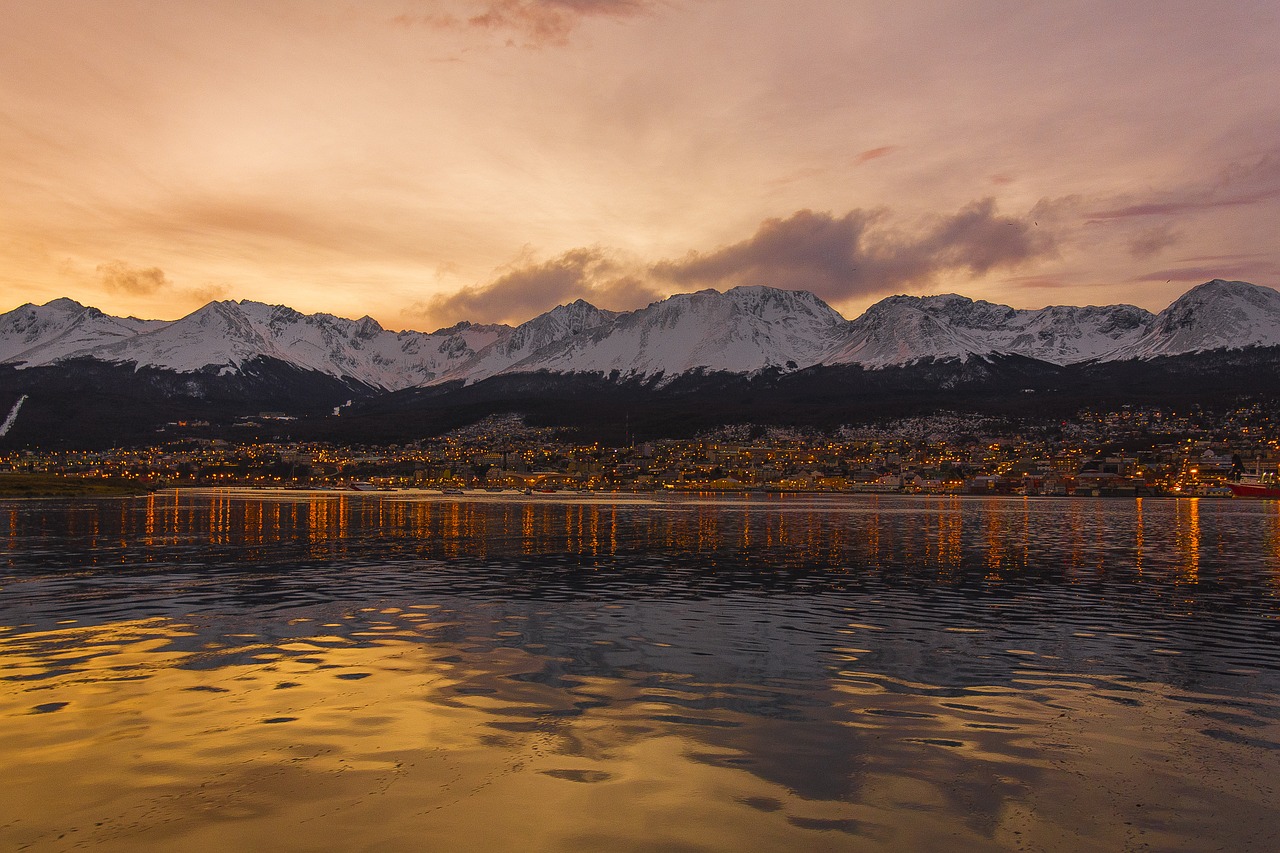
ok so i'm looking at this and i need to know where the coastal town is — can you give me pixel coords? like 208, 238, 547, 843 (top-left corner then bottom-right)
4, 402, 1278, 498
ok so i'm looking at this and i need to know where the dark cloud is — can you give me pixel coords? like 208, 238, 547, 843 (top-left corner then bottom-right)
1089, 191, 1280, 219
95, 260, 234, 309
651, 200, 1056, 303
1175, 252, 1274, 263
394, 0, 654, 45
97, 261, 170, 295
652, 208, 878, 296
1133, 261, 1280, 283
417, 247, 659, 325
1088, 148, 1280, 220
417, 199, 1057, 325
1127, 224, 1181, 259
188, 284, 231, 303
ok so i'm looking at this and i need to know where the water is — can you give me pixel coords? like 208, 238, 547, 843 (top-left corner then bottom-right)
2, 490, 1278, 851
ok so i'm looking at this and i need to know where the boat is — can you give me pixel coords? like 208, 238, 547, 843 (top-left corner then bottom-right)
349, 481, 377, 491
1227, 469, 1280, 498
441, 487, 465, 496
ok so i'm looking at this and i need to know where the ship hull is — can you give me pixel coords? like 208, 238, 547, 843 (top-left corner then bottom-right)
1228, 482, 1280, 498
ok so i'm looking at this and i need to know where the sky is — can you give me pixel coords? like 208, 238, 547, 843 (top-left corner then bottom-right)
2, 0, 1278, 330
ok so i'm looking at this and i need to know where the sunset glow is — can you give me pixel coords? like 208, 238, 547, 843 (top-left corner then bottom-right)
2, 1, 1278, 328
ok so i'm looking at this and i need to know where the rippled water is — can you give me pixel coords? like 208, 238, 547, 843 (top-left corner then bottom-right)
2, 490, 1278, 851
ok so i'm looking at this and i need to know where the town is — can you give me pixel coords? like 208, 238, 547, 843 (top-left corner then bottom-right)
4, 401, 1278, 498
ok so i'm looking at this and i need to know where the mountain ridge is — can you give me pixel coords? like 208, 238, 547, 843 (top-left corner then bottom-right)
2, 279, 1276, 389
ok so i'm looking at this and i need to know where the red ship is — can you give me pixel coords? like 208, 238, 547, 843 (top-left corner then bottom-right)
1228, 470, 1280, 499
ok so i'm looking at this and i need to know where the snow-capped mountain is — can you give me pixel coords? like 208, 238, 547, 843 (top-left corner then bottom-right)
822, 294, 1154, 367
1111, 279, 1280, 360
0, 299, 510, 390
0, 298, 166, 367
3, 280, 1279, 391
437, 299, 619, 385
822, 295, 1002, 367
1004, 303, 1153, 363
487, 286, 849, 380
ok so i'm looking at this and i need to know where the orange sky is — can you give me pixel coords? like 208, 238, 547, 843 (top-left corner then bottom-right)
2, 0, 1278, 330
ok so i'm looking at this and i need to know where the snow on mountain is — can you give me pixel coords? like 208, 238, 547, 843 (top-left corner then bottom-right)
371, 320, 512, 388
4, 280, 1278, 388
488, 287, 849, 381
437, 299, 619, 385
85, 301, 512, 390
84, 301, 289, 375
1108, 279, 1280, 360
0, 298, 166, 367
822, 295, 1000, 367
1004, 304, 1153, 363
929, 296, 1153, 363
0, 299, 511, 390
822, 294, 1154, 367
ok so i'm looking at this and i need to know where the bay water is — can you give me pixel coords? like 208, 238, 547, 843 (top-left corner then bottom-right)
2, 491, 1278, 851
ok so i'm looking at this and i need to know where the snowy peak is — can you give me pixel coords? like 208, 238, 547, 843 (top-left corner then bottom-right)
0, 298, 165, 367
1002, 303, 1153, 363
1113, 279, 1280, 360
84, 299, 514, 389
88, 300, 279, 375
353, 316, 383, 338
44, 297, 87, 311
0, 297, 514, 390
822, 293, 1155, 367
823, 295, 997, 367
438, 299, 619, 384
491, 286, 849, 381
720, 285, 849, 325
518, 299, 618, 346
3, 280, 1279, 388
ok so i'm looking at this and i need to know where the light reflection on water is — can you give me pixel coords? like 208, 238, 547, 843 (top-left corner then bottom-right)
2, 491, 1279, 851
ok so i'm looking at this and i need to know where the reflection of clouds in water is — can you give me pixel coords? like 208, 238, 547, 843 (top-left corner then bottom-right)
3, 608, 1277, 851
2, 493, 1280, 848
3, 494, 1279, 680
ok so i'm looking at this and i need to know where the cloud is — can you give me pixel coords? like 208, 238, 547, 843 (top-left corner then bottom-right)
415, 247, 659, 326
1001, 274, 1077, 290
97, 261, 170, 295
1133, 261, 1280, 283
413, 199, 1059, 325
393, 0, 655, 46
651, 199, 1056, 303
853, 146, 898, 165
1087, 148, 1280, 220
1127, 224, 1181, 259
1175, 252, 1274, 264
94, 261, 234, 310
769, 146, 900, 187
188, 284, 231, 303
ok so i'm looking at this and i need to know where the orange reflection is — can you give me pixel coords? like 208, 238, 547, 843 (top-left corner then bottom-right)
1174, 498, 1200, 581
983, 499, 1005, 573
1134, 498, 1144, 574
937, 500, 962, 574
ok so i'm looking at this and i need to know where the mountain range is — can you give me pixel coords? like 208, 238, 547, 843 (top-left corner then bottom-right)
2, 279, 1279, 446
3, 279, 1277, 388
